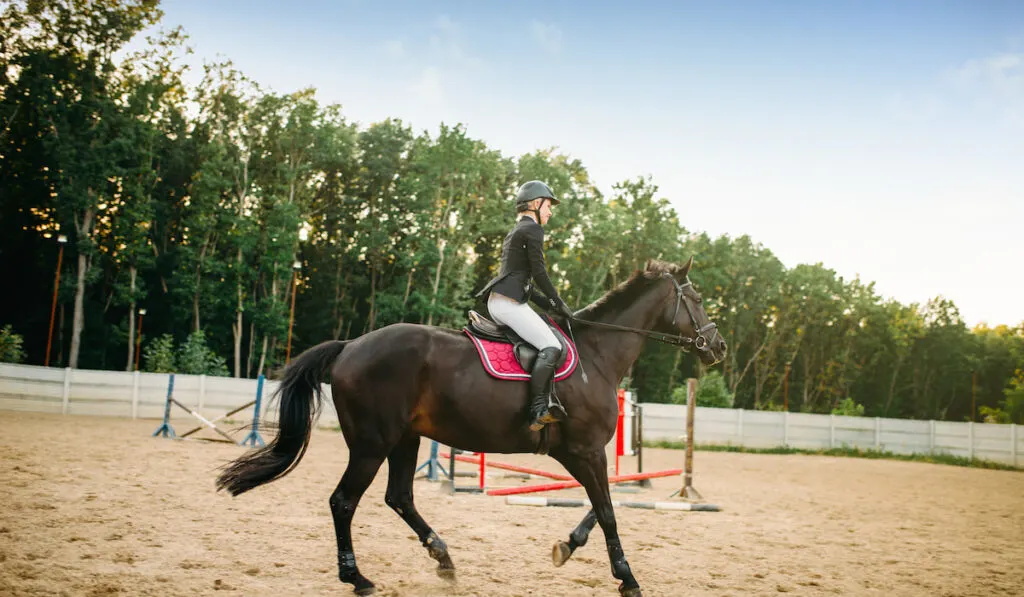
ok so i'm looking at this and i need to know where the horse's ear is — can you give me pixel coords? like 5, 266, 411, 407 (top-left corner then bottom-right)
644, 258, 652, 271
679, 255, 694, 277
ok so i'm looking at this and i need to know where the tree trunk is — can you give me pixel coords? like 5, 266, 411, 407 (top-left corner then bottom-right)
884, 360, 903, 416
257, 335, 268, 378
257, 274, 279, 376
192, 235, 212, 334
68, 206, 95, 369
333, 271, 350, 339
246, 320, 256, 378
426, 239, 447, 327
69, 251, 89, 369
233, 247, 243, 377
400, 264, 417, 322
125, 265, 137, 371
368, 264, 377, 331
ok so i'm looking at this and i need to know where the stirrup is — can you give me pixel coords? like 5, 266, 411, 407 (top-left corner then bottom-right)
529, 399, 567, 431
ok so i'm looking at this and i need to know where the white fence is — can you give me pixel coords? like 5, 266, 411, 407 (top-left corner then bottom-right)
0, 362, 1019, 467
0, 362, 340, 429
640, 403, 1021, 467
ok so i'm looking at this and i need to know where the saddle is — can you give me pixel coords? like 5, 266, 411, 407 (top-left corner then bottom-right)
463, 310, 578, 381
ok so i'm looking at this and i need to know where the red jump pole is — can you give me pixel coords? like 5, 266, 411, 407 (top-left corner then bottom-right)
439, 452, 573, 481
479, 452, 486, 491
486, 468, 683, 497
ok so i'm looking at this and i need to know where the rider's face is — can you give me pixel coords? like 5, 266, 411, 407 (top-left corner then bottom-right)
538, 199, 553, 225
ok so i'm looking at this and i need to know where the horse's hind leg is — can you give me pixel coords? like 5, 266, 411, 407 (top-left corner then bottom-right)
552, 509, 598, 566
331, 452, 387, 596
385, 433, 456, 580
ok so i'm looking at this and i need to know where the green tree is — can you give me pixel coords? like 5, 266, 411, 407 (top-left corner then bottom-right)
672, 371, 734, 408
0, 325, 27, 364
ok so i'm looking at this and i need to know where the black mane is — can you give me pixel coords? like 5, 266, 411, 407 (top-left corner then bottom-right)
575, 260, 682, 320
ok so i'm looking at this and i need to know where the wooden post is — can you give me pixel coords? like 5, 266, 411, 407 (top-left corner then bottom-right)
681, 377, 703, 501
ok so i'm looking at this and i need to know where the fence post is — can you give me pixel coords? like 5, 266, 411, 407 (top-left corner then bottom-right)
968, 422, 974, 460
131, 370, 140, 419
874, 417, 881, 450
736, 408, 744, 447
830, 414, 836, 449
61, 367, 72, 415
1012, 424, 1017, 468
198, 374, 207, 410
783, 411, 789, 447
929, 420, 936, 455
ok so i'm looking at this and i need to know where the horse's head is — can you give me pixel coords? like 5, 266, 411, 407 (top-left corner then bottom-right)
652, 257, 727, 366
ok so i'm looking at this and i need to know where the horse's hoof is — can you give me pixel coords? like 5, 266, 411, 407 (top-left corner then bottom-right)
354, 587, 376, 597
436, 566, 456, 581
552, 541, 572, 567
619, 585, 642, 597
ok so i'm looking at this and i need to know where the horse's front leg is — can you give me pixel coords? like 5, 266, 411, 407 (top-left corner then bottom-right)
554, 450, 641, 597
552, 509, 598, 567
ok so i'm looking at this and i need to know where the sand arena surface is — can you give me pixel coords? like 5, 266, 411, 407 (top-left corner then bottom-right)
0, 411, 1022, 597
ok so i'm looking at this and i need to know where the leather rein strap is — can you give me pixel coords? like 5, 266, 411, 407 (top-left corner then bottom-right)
569, 274, 720, 352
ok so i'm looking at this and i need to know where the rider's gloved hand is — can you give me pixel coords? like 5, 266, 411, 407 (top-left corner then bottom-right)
555, 299, 574, 320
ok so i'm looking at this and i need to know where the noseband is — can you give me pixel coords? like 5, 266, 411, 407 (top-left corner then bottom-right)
571, 273, 720, 353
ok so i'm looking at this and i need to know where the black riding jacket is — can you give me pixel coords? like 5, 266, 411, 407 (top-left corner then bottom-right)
477, 216, 562, 311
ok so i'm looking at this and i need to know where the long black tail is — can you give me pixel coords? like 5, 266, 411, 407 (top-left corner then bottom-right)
216, 340, 348, 496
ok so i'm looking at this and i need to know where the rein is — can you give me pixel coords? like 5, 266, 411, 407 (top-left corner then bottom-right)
568, 273, 721, 351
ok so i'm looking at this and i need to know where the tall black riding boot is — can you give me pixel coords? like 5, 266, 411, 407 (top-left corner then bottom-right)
529, 346, 567, 431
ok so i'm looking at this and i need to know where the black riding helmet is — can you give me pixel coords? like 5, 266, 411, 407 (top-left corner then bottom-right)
514, 180, 560, 213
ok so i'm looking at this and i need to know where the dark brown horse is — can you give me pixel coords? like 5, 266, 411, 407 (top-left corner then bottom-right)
216, 258, 726, 597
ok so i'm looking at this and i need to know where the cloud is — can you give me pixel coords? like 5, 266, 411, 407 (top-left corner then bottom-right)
429, 15, 482, 68
530, 21, 564, 55
949, 52, 1024, 96
946, 51, 1024, 125
383, 40, 404, 59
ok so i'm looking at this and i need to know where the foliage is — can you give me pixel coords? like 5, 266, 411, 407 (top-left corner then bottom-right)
671, 371, 734, 408
979, 406, 1011, 424
0, 326, 26, 364
831, 398, 866, 417
177, 331, 230, 376
142, 331, 229, 376
142, 334, 176, 373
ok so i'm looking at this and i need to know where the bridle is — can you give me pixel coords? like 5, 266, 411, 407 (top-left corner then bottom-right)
569, 273, 720, 353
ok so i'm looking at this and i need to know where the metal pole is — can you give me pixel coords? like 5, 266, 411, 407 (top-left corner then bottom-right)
45, 236, 67, 366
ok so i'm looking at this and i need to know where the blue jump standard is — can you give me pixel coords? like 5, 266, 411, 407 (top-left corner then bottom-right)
152, 373, 266, 448
239, 375, 266, 447
415, 440, 449, 481
151, 373, 177, 439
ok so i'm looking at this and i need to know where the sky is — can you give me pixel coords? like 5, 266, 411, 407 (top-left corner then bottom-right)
148, 0, 1023, 327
